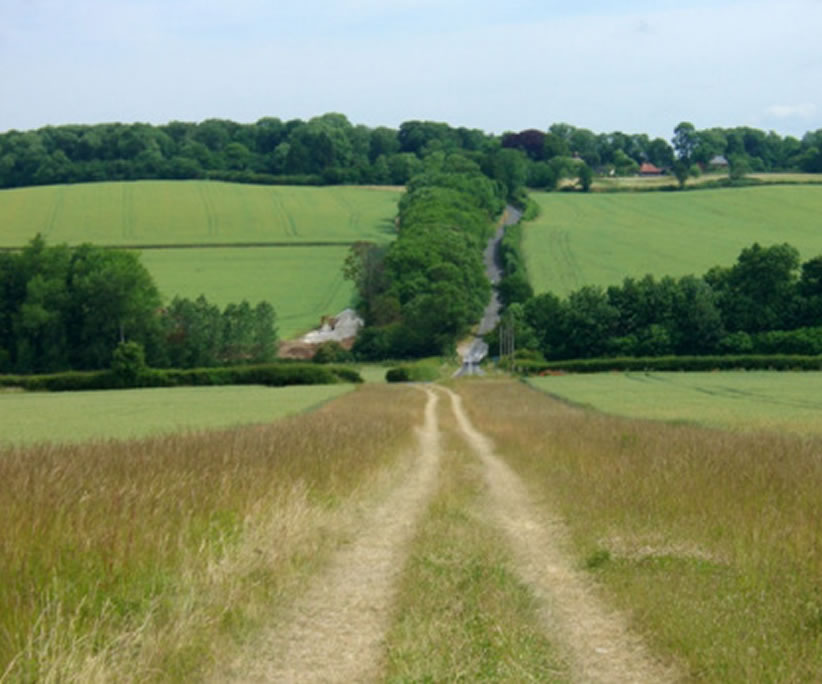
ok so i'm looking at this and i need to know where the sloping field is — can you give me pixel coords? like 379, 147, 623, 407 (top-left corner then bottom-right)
0, 384, 353, 445
0, 181, 401, 338
529, 371, 822, 435
524, 186, 822, 295
0, 181, 400, 247
140, 245, 352, 338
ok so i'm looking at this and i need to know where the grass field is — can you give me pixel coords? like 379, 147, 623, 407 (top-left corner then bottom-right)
0, 181, 400, 247
0, 180, 401, 338
140, 245, 353, 338
523, 185, 822, 295
0, 384, 354, 445
0, 384, 421, 681
528, 371, 822, 435
460, 380, 822, 680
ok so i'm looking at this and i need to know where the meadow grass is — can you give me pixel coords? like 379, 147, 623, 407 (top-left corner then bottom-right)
140, 245, 354, 338
523, 185, 822, 295
384, 416, 568, 681
529, 371, 822, 436
0, 181, 400, 247
457, 379, 822, 681
0, 384, 353, 446
0, 384, 423, 682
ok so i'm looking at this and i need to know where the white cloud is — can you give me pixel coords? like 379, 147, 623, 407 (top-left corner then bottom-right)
766, 104, 817, 119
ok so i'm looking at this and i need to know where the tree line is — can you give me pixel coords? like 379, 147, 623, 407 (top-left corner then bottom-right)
494, 242, 822, 361
344, 153, 506, 358
0, 237, 277, 374
2, 114, 820, 192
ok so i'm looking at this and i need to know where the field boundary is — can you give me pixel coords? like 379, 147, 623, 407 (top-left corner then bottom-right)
0, 240, 361, 252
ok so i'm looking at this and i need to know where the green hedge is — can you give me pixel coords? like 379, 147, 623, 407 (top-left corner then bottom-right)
515, 354, 822, 375
0, 363, 362, 392
385, 361, 440, 383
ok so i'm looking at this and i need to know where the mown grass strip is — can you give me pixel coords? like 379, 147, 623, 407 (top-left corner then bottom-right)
0, 384, 353, 446
529, 371, 822, 435
383, 416, 568, 682
457, 379, 822, 681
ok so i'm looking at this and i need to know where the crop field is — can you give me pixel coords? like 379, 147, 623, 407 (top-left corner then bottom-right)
141, 245, 353, 338
523, 185, 822, 295
0, 384, 353, 445
591, 171, 822, 191
0, 181, 400, 247
0, 181, 401, 338
528, 371, 822, 435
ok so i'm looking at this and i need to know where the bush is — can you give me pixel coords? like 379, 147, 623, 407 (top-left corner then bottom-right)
111, 341, 148, 386
385, 367, 411, 383
312, 341, 353, 364
385, 361, 439, 383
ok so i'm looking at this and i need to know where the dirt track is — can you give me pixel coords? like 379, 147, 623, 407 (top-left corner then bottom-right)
224, 385, 675, 682
222, 388, 441, 683
439, 386, 676, 683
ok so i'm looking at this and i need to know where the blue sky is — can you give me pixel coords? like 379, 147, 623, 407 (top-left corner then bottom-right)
2, 0, 821, 140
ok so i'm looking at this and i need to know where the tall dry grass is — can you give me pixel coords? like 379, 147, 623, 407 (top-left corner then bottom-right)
0, 384, 422, 682
457, 379, 822, 681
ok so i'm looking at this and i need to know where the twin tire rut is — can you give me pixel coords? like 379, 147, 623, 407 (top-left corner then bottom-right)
231, 386, 674, 683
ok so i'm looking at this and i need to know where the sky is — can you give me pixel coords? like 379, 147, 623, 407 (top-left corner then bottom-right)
2, 0, 821, 140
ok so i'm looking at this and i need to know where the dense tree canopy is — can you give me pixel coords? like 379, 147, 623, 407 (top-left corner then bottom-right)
347, 156, 505, 358
0, 238, 277, 373
497, 243, 822, 361
1, 115, 818, 193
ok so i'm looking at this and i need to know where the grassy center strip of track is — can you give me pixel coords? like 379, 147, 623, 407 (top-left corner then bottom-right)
457, 379, 822, 681
383, 401, 568, 682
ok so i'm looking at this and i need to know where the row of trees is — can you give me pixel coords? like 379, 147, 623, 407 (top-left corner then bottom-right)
0, 237, 277, 373
496, 243, 822, 360
346, 154, 506, 358
3, 114, 820, 192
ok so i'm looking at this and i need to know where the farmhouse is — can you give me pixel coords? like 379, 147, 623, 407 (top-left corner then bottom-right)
709, 154, 729, 169
639, 162, 663, 176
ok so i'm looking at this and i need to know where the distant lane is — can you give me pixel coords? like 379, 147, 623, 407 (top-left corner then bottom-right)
455, 205, 522, 377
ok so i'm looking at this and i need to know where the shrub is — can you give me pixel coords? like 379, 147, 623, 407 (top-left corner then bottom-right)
312, 341, 353, 364
385, 367, 411, 383
111, 341, 148, 386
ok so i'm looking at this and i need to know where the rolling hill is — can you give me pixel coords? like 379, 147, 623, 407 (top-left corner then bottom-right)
0, 181, 402, 338
523, 185, 822, 295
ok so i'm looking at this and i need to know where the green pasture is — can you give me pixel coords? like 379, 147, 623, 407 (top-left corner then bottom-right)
0, 384, 353, 446
141, 245, 354, 339
523, 186, 822, 295
528, 371, 822, 435
0, 181, 400, 247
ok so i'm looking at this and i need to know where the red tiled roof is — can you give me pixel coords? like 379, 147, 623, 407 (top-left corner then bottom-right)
639, 162, 662, 174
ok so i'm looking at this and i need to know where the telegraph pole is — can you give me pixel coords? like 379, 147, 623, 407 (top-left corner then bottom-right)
499, 311, 515, 372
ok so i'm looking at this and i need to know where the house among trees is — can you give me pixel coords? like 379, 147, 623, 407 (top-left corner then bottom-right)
639, 162, 663, 176
709, 155, 729, 169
